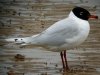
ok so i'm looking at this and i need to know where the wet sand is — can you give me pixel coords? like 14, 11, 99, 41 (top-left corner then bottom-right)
0, 0, 100, 75
0, 47, 100, 75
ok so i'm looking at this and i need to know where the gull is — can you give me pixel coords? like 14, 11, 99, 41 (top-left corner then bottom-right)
5, 7, 98, 70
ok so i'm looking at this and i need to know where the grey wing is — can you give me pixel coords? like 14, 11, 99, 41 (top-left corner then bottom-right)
32, 19, 79, 46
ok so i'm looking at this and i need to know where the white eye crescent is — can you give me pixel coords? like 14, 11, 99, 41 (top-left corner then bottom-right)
80, 12, 83, 15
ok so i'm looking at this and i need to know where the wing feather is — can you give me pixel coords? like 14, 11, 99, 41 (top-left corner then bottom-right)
32, 18, 79, 46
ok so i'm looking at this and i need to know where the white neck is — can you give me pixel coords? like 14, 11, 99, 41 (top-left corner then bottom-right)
68, 11, 90, 35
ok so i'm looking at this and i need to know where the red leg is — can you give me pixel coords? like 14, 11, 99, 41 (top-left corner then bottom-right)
60, 51, 65, 69
64, 50, 69, 70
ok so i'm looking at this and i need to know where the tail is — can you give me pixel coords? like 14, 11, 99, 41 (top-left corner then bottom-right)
5, 34, 39, 45
5, 37, 28, 45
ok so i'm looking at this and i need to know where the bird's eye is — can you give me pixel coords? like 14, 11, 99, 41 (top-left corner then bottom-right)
80, 12, 83, 15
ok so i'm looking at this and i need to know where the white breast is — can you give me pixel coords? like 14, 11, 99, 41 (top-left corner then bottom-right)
64, 13, 90, 49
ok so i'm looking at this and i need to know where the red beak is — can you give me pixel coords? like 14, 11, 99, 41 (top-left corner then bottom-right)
89, 15, 98, 19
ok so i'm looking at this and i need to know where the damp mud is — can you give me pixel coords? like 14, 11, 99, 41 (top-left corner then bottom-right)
0, 0, 100, 75
0, 47, 100, 75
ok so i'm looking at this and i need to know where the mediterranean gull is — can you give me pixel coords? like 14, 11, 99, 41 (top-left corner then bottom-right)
5, 7, 98, 70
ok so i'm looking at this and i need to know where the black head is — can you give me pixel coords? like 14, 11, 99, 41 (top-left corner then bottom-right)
72, 7, 91, 20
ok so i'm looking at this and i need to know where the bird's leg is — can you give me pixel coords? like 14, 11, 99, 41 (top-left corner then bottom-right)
60, 51, 65, 69
64, 50, 69, 70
